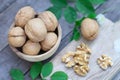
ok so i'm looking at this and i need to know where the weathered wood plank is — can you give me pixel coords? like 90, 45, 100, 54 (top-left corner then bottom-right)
23, 0, 120, 79
96, 0, 120, 22
0, 0, 17, 13
0, 45, 32, 80
1, 0, 120, 80
113, 71, 120, 80
52, 14, 120, 80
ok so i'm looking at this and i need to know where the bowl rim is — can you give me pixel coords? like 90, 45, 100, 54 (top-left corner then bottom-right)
9, 23, 62, 59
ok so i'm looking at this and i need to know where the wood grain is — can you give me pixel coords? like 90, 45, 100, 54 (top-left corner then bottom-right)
0, 0, 120, 80
13, 0, 120, 80
96, 0, 120, 22
0, 46, 32, 80
51, 16, 120, 80
0, 0, 16, 13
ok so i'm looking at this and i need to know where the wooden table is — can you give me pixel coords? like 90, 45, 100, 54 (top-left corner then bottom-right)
0, 0, 120, 80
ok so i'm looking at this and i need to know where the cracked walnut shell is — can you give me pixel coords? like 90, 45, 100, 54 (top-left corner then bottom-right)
40, 32, 57, 51
25, 18, 47, 42
15, 6, 35, 28
23, 40, 41, 55
81, 18, 99, 40
38, 11, 58, 31
8, 27, 26, 47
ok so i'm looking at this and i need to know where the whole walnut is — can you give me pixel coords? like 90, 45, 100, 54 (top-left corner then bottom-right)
25, 18, 47, 42
15, 6, 35, 28
38, 11, 58, 31
8, 27, 26, 47
40, 32, 57, 51
81, 18, 99, 40
23, 40, 41, 55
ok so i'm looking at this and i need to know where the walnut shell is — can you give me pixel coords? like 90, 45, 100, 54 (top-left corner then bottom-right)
81, 18, 99, 40
23, 40, 41, 55
40, 32, 57, 51
38, 11, 58, 31
25, 18, 47, 42
8, 27, 26, 47
15, 6, 35, 28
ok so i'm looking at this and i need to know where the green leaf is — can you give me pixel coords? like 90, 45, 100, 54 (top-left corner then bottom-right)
30, 62, 42, 80
64, 6, 77, 23
89, 0, 105, 5
75, 17, 85, 26
72, 31, 80, 40
87, 13, 97, 19
48, 7, 62, 20
51, 71, 68, 80
71, 17, 85, 41
75, 0, 95, 15
50, 0, 67, 9
41, 62, 53, 78
10, 69, 24, 80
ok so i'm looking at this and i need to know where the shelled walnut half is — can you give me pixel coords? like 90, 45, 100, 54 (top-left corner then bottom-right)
61, 43, 91, 76
97, 55, 113, 70
76, 43, 91, 54
74, 65, 89, 76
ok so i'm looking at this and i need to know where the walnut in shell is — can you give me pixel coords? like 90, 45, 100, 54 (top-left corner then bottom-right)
15, 6, 35, 28
8, 27, 26, 47
81, 18, 99, 40
23, 40, 41, 55
38, 11, 58, 31
25, 18, 47, 42
40, 32, 57, 51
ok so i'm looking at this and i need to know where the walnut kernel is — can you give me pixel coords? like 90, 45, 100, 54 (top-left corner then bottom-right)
97, 55, 113, 70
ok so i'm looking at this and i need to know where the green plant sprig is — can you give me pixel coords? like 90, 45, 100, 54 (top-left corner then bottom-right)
48, 0, 105, 40
10, 62, 68, 80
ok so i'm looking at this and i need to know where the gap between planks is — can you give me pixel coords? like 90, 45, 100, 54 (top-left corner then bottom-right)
1, 0, 120, 79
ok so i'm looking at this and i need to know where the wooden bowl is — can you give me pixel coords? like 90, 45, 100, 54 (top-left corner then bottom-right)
9, 23, 62, 62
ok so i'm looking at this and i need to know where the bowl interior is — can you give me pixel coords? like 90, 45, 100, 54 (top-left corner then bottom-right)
9, 23, 62, 62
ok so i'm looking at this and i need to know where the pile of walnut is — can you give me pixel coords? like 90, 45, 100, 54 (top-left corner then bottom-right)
97, 55, 113, 70
62, 43, 91, 76
8, 6, 58, 55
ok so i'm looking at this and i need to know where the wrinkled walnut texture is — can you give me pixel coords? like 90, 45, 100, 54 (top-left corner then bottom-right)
97, 54, 113, 70
62, 43, 91, 76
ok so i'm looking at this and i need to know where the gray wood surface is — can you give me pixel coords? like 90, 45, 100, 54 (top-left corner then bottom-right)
50, 17, 119, 80
0, 0, 16, 13
0, 0, 120, 80
96, 0, 120, 22
0, 46, 31, 80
